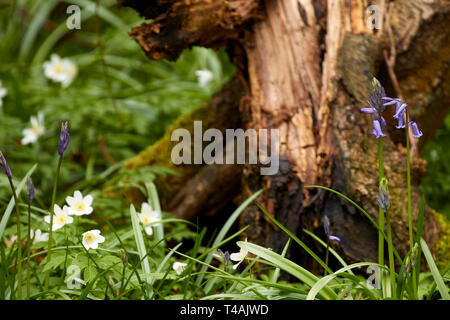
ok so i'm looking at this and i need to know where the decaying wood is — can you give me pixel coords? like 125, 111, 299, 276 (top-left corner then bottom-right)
124, 76, 243, 219
122, 0, 450, 271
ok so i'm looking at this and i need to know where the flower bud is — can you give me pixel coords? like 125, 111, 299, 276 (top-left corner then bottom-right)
27, 176, 35, 202
0, 152, 12, 179
58, 121, 70, 156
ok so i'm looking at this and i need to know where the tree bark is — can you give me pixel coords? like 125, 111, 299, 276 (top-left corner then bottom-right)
120, 0, 450, 272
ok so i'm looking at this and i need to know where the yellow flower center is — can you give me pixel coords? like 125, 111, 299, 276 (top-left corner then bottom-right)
84, 232, 95, 244
141, 214, 151, 224
53, 63, 64, 74
31, 125, 41, 134
55, 213, 67, 225
74, 201, 86, 212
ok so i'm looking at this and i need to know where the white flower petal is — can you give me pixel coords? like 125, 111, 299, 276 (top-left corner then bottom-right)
229, 252, 244, 262
141, 202, 152, 214
84, 194, 93, 206
144, 226, 153, 236
66, 196, 75, 207
74, 190, 82, 201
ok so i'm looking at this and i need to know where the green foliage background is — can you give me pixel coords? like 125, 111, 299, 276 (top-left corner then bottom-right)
0, 0, 235, 207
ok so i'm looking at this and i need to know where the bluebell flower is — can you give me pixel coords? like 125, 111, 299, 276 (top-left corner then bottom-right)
409, 121, 423, 138
361, 78, 389, 138
323, 216, 340, 243
58, 121, 70, 156
0, 152, 12, 179
372, 119, 387, 139
395, 113, 406, 129
376, 178, 389, 212
27, 177, 34, 202
214, 249, 231, 266
393, 103, 407, 119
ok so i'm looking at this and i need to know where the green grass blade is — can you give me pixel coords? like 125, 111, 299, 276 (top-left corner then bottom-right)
145, 182, 165, 247
18, 0, 59, 61
306, 262, 386, 300
255, 202, 333, 275
414, 195, 425, 296
195, 189, 264, 288
271, 239, 291, 283
420, 237, 449, 300
305, 185, 403, 264
302, 228, 353, 275
238, 241, 336, 300
0, 164, 38, 239
129, 204, 153, 297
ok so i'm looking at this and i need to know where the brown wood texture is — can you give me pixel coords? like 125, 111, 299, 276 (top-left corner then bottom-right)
122, 0, 450, 272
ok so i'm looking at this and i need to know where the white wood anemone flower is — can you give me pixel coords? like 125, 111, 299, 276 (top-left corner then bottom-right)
30, 229, 49, 244
21, 112, 45, 145
138, 202, 161, 236
82, 229, 105, 250
44, 204, 73, 231
195, 70, 213, 87
172, 262, 187, 275
0, 81, 7, 108
230, 238, 249, 270
66, 190, 94, 216
43, 54, 78, 88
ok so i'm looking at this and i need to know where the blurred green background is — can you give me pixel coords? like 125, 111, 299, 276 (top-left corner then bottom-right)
0, 0, 448, 220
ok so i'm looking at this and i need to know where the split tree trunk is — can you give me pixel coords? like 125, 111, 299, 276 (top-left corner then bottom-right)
120, 0, 450, 272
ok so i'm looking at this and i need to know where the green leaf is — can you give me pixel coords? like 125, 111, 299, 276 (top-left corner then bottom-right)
129, 204, 153, 296
256, 202, 333, 275
237, 241, 336, 300
97, 255, 122, 269
42, 251, 66, 272
420, 237, 449, 300
84, 265, 98, 283
197, 189, 264, 290
0, 164, 38, 239
306, 262, 386, 300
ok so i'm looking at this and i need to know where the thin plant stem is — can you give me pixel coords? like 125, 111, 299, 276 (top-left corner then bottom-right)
377, 138, 385, 287
44, 155, 63, 290
7, 178, 22, 300
385, 209, 396, 298
26, 199, 32, 299
324, 242, 329, 276
405, 112, 413, 251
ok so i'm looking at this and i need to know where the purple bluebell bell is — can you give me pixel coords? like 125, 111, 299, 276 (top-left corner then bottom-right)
395, 113, 406, 129
323, 216, 340, 243
361, 108, 378, 114
27, 176, 34, 202
402, 243, 419, 278
217, 249, 231, 266
376, 188, 389, 212
58, 121, 70, 156
0, 152, 12, 179
372, 119, 387, 139
361, 78, 389, 138
409, 121, 423, 138
393, 103, 407, 120
382, 97, 401, 107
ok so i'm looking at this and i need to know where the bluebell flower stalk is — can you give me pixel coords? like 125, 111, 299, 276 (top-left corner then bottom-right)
44, 122, 70, 290
26, 177, 34, 299
323, 216, 340, 276
376, 178, 396, 297
360, 78, 388, 285
0, 152, 23, 299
